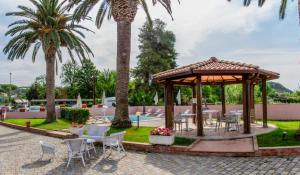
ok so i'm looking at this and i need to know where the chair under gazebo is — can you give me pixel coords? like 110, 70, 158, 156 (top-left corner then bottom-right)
153, 57, 279, 136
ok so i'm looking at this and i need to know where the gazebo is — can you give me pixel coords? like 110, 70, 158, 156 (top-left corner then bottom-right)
153, 57, 279, 136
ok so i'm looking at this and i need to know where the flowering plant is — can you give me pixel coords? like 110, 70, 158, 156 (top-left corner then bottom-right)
150, 128, 172, 136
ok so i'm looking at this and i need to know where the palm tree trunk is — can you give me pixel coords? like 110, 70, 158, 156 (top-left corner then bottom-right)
45, 47, 56, 122
112, 21, 132, 128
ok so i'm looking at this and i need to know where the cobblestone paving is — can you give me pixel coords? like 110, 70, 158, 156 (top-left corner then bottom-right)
0, 125, 300, 175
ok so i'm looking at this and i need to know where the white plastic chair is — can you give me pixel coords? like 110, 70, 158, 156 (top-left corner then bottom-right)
65, 139, 86, 167
84, 139, 97, 158
145, 108, 153, 116
103, 131, 126, 159
152, 109, 162, 116
183, 109, 190, 114
224, 113, 240, 132
80, 125, 109, 142
173, 114, 186, 133
39, 141, 55, 160
69, 127, 85, 136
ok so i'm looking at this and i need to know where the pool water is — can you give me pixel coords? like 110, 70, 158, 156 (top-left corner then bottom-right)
100, 115, 158, 123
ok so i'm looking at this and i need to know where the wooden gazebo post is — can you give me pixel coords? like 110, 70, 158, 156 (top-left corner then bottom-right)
192, 85, 197, 123
250, 83, 255, 123
165, 80, 174, 129
196, 75, 203, 136
242, 75, 251, 134
220, 84, 226, 117
262, 77, 268, 128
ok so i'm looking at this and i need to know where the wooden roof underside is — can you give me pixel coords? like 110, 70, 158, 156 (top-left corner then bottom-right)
153, 57, 280, 86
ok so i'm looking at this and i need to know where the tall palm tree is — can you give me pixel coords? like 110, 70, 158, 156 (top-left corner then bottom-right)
3, 0, 93, 122
68, 0, 179, 128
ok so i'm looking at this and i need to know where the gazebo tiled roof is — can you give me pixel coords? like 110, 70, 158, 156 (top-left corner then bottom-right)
153, 57, 279, 85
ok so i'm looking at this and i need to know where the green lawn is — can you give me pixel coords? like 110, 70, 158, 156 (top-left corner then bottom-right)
257, 120, 300, 147
3, 119, 195, 146
108, 127, 195, 146
4, 118, 71, 131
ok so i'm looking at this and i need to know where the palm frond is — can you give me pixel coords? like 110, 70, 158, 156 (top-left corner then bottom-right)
280, 0, 288, 20
4, 0, 93, 64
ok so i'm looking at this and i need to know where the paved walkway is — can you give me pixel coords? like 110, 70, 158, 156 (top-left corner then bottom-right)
0, 125, 300, 175
190, 138, 256, 153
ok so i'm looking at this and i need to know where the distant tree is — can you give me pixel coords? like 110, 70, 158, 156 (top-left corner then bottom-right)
60, 61, 80, 98
61, 59, 99, 99
26, 75, 46, 100
74, 59, 99, 99
202, 86, 221, 104
61, 61, 79, 88
131, 19, 177, 105
97, 70, 117, 98
226, 85, 243, 104
132, 19, 177, 84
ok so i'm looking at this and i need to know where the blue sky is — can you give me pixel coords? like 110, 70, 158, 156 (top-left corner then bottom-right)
0, 0, 299, 90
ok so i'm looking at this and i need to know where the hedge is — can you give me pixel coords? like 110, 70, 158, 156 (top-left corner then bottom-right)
60, 108, 90, 124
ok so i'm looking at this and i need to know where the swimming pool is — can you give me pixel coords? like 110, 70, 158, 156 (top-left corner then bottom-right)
99, 115, 158, 123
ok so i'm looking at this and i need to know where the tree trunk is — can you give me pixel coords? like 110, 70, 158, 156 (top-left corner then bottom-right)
111, 21, 132, 128
45, 48, 56, 123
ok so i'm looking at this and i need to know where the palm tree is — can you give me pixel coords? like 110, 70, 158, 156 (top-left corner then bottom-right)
228, 0, 300, 20
68, 0, 179, 128
3, 0, 93, 122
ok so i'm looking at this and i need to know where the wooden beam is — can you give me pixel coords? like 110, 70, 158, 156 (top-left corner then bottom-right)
232, 75, 241, 81
262, 78, 268, 128
192, 85, 196, 123
196, 75, 204, 136
221, 84, 226, 117
164, 80, 174, 129
242, 75, 251, 134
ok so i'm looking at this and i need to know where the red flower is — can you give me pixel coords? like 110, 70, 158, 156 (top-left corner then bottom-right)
150, 127, 172, 136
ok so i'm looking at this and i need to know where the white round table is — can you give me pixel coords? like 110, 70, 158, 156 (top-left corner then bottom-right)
203, 110, 220, 125
180, 113, 196, 131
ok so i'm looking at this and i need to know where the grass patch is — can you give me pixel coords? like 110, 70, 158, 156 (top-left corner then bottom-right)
257, 120, 300, 147
108, 126, 195, 146
4, 118, 71, 131
4, 119, 195, 146
108, 127, 154, 143
174, 137, 195, 146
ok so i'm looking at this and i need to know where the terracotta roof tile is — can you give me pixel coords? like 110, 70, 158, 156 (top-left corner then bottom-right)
153, 57, 279, 81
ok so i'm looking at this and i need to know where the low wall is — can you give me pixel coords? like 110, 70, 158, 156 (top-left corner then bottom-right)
256, 146, 300, 156
5, 104, 300, 120
6, 110, 61, 119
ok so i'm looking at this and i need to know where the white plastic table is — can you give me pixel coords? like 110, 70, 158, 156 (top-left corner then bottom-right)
203, 110, 219, 125
224, 112, 243, 131
180, 113, 196, 131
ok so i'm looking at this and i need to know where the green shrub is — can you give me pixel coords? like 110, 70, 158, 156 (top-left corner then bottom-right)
60, 108, 90, 124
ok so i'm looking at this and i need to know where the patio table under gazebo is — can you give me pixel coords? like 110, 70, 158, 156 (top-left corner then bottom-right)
153, 57, 279, 136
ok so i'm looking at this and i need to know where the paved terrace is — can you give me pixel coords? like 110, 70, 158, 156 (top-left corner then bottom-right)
117, 118, 277, 139
1, 125, 300, 175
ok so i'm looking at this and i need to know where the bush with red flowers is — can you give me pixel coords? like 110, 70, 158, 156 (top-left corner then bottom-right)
150, 127, 172, 136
